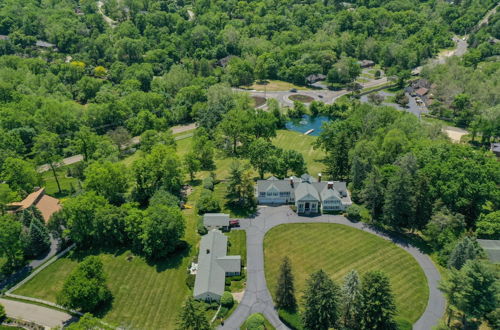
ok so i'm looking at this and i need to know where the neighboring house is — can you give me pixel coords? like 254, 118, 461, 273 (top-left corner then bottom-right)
194, 229, 241, 301
203, 213, 230, 230
490, 143, 500, 157
306, 73, 326, 84
257, 174, 352, 214
359, 59, 375, 68
215, 55, 236, 68
414, 87, 429, 97
477, 239, 500, 264
7, 187, 61, 223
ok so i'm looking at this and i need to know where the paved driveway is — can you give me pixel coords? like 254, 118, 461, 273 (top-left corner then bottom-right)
220, 206, 445, 330
0, 298, 75, 328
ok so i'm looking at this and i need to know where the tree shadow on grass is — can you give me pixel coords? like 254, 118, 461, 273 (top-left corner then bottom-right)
145, 241, 192, 273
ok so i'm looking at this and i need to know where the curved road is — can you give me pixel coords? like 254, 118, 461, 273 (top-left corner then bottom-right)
220, 206, 445, 330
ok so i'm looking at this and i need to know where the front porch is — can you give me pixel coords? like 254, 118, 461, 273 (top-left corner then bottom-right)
296, 200, 320, 214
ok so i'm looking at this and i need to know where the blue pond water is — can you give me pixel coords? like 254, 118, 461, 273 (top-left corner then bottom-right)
285, 115, 330, 136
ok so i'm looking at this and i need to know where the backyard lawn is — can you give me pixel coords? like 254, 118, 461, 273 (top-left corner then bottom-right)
264, 223, 429, 325
272, 130, 324, 176
13, 187, 202, 330
242, 80, 311, 92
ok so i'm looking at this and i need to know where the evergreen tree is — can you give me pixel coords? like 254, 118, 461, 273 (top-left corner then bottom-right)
302, 269, 341, 330
18, 206, 50, 258
177, 297, 210, 330
383, 155, 417, 230
447, 236, 482, 270
361, 271, 397, 330
275, 256, 296, 311
458, 260, 498, 326
341, 270, 363, 329
361, 167, 384, 221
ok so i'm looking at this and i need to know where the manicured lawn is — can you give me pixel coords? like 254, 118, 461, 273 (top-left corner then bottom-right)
242, 80, 311, 92
264, 223, 429, 325
41, 167, 80, 198
272, 130, 325, 176
14, 187, 202, 330
227, 230, 246, 266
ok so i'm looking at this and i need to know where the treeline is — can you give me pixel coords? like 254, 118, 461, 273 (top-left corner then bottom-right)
316, 102, 499, 255
0, 0, 488, 89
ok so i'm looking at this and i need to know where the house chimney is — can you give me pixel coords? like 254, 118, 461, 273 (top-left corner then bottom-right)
318, 173, 322, 182
290, 177, 294, 188
327, 181, 334, 190
206, 249, 210, 254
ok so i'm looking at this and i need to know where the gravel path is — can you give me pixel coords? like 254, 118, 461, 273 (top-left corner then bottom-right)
220, 206, 445, 330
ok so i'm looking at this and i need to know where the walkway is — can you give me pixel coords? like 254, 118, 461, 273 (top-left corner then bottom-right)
0, 298, 75, 328
37, 123, 197, 173
0, 237, 58, 291
220, 206, 445, 330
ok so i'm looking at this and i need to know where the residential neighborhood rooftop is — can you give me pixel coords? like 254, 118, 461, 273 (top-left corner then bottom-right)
8, 187, 61, 223
193, 229, 241, 301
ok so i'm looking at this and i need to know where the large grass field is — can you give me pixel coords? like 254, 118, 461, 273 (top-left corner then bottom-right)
264, 223, 429, 325
241, 80, 312, 92
14, 186, 202, 330
272, 130, 324, 176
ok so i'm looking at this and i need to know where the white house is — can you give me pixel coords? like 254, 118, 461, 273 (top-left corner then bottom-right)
257, 174, 351, 213
193, 229, 241, 301
203, 213, 230, 230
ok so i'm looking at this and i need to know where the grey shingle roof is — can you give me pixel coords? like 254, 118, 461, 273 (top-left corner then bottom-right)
194, 230, 241, 299
257, 180, 293, 193
478, 239, 500, 263
295, 182, 320, 201
203, 213, 230, 227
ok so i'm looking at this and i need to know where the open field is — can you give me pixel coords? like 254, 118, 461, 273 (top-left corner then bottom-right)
242, 80, 312, 92
264, 223, 429, 325
13, 187, 202, 330
272, 130, 324, 176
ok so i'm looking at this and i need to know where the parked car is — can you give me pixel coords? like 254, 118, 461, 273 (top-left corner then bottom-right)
229, 219, 240, 227
289, 88, 297, 92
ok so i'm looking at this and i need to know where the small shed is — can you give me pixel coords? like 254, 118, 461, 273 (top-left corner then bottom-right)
415, 87, 429, 97
203, 213, 230, 230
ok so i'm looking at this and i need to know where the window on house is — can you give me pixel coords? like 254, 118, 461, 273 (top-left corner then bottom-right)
259, 192, 266, 197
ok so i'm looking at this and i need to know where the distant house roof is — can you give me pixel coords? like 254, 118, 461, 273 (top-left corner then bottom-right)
194, 230, 241, 299
203, 213, 230, 228
491, 143, 500, 156
35, 40, 56, 48
415, 87, 429, 96
359, 60, 375, 68
477, 239, 500, 263
215, 55, 236, 67
306, 73, 326, 84
256, 179, 294, 193
8, 188, 61, 223
0, 35, 9, 41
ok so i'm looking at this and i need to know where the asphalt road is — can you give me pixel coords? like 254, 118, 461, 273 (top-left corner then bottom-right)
237, 77, 389, 107
220, 206, 445, 330
0, 298, 75, 328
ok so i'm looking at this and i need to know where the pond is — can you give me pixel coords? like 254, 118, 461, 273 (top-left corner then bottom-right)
285, 115, 330, 136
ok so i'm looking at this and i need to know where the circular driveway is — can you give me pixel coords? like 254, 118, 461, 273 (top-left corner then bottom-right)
220, 206, 445, 330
